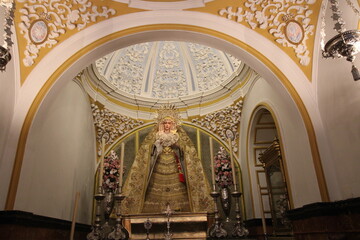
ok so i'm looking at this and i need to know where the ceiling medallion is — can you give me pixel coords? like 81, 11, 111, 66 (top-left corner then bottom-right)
284, 20, 304, 45
18, 0, 116, 67
29, 19, 49, 45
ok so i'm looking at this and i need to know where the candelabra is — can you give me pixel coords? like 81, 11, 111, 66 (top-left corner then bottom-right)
207, 185, 227, 239
321, 0, 360, 81
87, 186, 105, 240
231, 184, 249, 238
0, 0, 15, 72
163, 203, 174, 240
108, 186, 129, 240
144, 218, 152, 240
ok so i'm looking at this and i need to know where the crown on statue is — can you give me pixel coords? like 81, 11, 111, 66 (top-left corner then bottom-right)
155, 104, 181, 126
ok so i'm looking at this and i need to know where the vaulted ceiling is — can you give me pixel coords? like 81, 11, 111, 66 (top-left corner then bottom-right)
81, 40, 255, 116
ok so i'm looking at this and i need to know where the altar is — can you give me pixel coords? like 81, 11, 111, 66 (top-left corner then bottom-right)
122, 212, 212, 240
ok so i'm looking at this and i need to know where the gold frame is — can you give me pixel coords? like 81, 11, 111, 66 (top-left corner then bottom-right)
29, 19, 49, 45
284, 20, 305, 45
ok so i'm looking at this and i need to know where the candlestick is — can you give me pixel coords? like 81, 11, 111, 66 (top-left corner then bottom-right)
99, 138, 105, 187
209, 137, 215, 187
228, 138, 237, 187
119, 142, 125, 188
257, 184, 267, 238
70, 192, 80, 240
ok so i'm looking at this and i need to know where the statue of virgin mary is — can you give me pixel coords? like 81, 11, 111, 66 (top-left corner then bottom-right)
121, 106, 214, 214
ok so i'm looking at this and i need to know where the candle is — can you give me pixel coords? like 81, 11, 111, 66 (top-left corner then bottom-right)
99, 138, 105, 187
70, 192, 80, 240
228, 138, 237, 187
119, 142, 125, 188
209, 137, 215, 187
257, 184, 267, 236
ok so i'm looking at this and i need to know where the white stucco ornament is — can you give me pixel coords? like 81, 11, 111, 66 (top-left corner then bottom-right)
95, 41, 241, 99
18, 0, 116, 67
191, 99, 243, 153
91, 103, 144, 148
219, 0, 315, 66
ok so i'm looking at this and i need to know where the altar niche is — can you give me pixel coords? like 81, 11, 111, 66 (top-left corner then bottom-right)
111, 123, 244, 216
119, 108, 215, 215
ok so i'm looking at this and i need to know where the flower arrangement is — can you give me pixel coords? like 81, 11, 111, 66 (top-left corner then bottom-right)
214, 147, 233, 188
102, 150, 120, 192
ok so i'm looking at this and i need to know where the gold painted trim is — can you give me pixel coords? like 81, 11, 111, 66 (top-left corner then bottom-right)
5, 23, 328, 210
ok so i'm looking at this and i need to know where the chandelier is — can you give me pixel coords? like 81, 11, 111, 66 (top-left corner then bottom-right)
0, 0, 15, 72
321, 0, 360, 81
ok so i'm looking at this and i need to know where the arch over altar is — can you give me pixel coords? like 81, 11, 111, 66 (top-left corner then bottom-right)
99, 122, 245, 214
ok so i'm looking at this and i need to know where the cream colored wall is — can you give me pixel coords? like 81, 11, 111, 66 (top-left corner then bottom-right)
240, 77, 322, 218
14, 80, 96, 224
0, 58, 16, 209
316, 2, 360, 201
0, 8, 19, 209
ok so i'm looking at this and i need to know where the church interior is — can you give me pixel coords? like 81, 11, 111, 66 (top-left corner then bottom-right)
0, 1, 360, 240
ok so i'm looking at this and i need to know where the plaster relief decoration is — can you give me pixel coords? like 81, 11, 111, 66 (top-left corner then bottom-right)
108, 42, 150, 96
152, 41, 187, 98
191, 99, 243, 153
91, 103, 144, 154
219, 0, 316, 66
95, 41, 241, 100
18, 0, 116, 67
29, 19, 49, 45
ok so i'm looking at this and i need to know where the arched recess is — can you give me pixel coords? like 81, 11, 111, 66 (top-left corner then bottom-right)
240, 75, 324, 222
102, 122, 245, 217
246, 106, 292, 227
3, 11, 328, 211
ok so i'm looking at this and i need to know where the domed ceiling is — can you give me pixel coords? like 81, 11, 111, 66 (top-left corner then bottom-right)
83, 41, 254, 118
94, 41, 241, 99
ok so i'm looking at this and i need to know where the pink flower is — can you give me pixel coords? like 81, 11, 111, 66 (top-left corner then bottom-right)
213, 147, 234, 187
102, 151, 120, 191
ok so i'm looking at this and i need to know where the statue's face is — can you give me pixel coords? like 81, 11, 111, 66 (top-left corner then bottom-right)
163, 119, 172, 132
